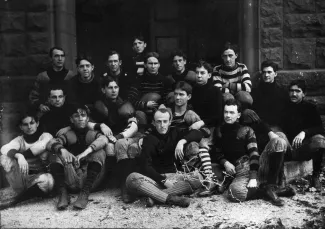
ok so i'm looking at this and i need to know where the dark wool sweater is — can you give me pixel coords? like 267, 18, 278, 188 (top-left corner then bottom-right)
128, 71, 173, 110
282, 100, 324, 142
251, 80, 288, 127
216, 123, 260, 179
140, 128, 203, 184
191, 81, 223, 127
102, 70, 133, 101
170, 69, 196, 87
40, 104, 71, 136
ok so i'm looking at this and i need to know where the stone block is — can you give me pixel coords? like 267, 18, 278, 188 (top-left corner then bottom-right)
305, 96, 325, 114
284, 160, 313, 183
261, 47, 283, 69
0, 76, 34, 103
27, 0, 50, 12
27, 12, 49, 31
2, 34, 26, 57
284, 38, 316, 69
27, 33, 50, 55
0, 11, 25, 32
2, 57, 28, 76
261, 0, 283, 8
261, 28, 283, 48
0, 0, 27, 11
277, 70, 325, 96
284, 14, 325, 38
316, 0, 325, 12
284, 0, 316, 13
260, 7, 283, 28
26, 54, 50, 75
316, 38, 325, 68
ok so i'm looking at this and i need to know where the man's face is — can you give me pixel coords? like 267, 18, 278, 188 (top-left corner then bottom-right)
51, 49, 65, 69
221, 49, 237, 68
107, 54, 122, 73
262, 66, 277, 83
77, 59, 94, 81
289, 85, 305, 104
145, 57, 160, 75
174, 89, 191, 107
70, 109, 89, 129
172, 56, 186, 73
101, 81, 119, 100
195, 66, 211, 86
133, 39, 147, 54
153, 111, 171, 135
20, 117, 39, 135
224, 105, 241, 124
49, 89, 65, 108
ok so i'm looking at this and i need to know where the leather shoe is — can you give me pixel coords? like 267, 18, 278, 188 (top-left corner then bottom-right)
264, 185, 284, 206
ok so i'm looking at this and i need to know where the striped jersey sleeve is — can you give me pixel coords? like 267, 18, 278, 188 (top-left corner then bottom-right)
245, 127, 259, 179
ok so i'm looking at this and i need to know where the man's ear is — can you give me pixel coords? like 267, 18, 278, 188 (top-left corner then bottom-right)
119, 60, 122, 66
188, 94, 192, 100
101, 87, 105, 94
238, 112, 241, 120
274, 72, 277, 77
208, 73, 211, 79
144, 43, 147, 49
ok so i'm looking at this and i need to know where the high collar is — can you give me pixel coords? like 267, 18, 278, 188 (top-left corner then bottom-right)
222, 122, 241, 131
23, 128, 43, 144
78, 73, 95, 83
222, 62, 238, 71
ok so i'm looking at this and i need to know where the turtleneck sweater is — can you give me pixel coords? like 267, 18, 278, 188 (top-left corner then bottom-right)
191, 81, 223, 127
140, 128, 203, 184
216, 122, 259, 179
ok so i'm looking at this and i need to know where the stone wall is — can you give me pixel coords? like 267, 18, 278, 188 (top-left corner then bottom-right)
260, 0, 325, 70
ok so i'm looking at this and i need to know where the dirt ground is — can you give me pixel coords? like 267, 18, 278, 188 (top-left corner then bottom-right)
0, 179, 324, 229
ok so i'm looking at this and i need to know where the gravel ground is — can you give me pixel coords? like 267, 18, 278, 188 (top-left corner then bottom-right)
0, 185, 324, 229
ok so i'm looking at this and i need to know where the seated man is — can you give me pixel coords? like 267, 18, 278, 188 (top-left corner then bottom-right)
0, 111, 54, 209
29, 47, 74, 113
212, 42, 253, 108
93, 76, 140, 202
125, 107, 204, 208
281, 80, 325, 192
215, 99, 289, 206
169, 50, 196, 86
47, 104, 108, 210
39, 86, 70, 136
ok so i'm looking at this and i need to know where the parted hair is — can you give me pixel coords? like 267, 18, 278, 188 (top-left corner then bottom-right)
224, 99, 242, 113
261, 60, 278, 72
174, 81, 192, 95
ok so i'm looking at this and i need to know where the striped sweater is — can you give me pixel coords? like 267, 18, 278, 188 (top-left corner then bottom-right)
216, 123, 259, 179
212, 62, 252, 94
128, 71, 173, 110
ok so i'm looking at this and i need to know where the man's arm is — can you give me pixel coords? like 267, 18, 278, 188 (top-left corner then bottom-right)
245, 127, 260, 180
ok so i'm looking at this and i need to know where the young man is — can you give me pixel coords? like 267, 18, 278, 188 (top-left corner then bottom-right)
128, 52, 173, 123
169, 50, 196, 86
281, 80, 325, 192
131, 35, 147, 77
48, 104, 108, 210
94, 76, 140, 203
102, 50, 131, 101
0, 111, 54, 209
125, 107, 204, 208
68, 54, 101, 112
29, 47, 74, 113
212, 42, 253, 108
39, 86, 70, 136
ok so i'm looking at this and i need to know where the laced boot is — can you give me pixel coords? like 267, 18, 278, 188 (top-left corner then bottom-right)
263, 184, 284, 206
276, 185, 296, 197
146, 197, 155, 208
57, 186, 70, 210
121, 184, 135, 204
166, 195, 191, 208
198, 173, 218, 197
310, 173, 322, 192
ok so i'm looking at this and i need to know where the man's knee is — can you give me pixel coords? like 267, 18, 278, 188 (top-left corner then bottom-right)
265, 137, 288, 154
0, 155, 16, 172
36, 173, 55, 193
126, 172, 144, 190
105, 142, 115, 157
88, 149, 106, 166
115, 138, 129, 161
184, 110, 201, 125
310, 134, 325, 149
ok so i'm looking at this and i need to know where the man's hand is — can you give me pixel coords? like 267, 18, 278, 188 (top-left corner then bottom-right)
292, 131, 305, 149
56, 126, 71, 137
39, 104, 50, 113
247, 179, 257, 188
164, 179, 177, 188
147, 101, 159, 109
224, 161, 236, 176
100, 123, 112, 137
175, 139, 187, 160
76, 152, 87, 165
189, 120, 204, 130
108, 135, 117, 144
60, 148, 77, 164
16, 154, 29, 176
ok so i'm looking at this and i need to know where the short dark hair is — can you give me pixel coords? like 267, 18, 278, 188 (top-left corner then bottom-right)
170, 50, 187, 61
145, 52, 160, 63
107, 50, 121, 61
75, 54, 94, 66
261, 60, 278, 72
18, 109, 39, 126
174, 81, 192, 95
224, 99, 242, 113
132, 34, 146, 43
289, 79, 306, 93
48, 85, 66, 96
221, 42, 239, 55
195, 60, 213, 73
154, 107, 173, 121
49, 46, 65, 58
101, 76, 119, 89
68, 104, 90, 117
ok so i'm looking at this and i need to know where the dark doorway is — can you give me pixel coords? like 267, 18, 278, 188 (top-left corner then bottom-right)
76, 0, 239, 75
